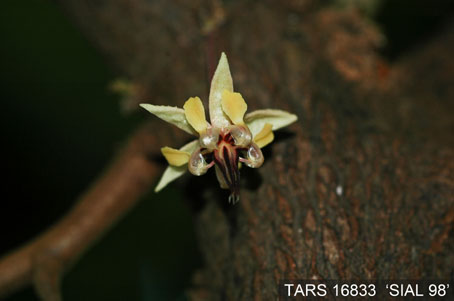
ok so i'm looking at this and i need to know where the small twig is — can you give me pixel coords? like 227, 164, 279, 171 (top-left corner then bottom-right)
0, 123, 172, 299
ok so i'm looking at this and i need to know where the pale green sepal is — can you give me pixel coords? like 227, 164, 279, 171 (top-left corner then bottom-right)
245, 109, 298, 136
154, 140, 200, 192
154, 165, 187, 192
140, 104, 197, 136
209, 52, 233, 128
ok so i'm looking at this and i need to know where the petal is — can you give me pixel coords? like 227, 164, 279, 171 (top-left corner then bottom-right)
140, 104, 197, 136
221, 91, 247, 125
188, 148, 215, 176
154, 140, 199, 192
161, 146, 190, 166
183, 97, 207, 134
240, 142, 264, 168
253, 123, 274, 148
209, 52, 233, 128
244, 109, 298, 136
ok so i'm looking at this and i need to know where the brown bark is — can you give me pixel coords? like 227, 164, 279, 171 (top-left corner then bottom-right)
2, 0, 453, 299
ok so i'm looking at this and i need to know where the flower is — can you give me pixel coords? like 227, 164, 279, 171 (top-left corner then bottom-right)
140, 53, 297, 203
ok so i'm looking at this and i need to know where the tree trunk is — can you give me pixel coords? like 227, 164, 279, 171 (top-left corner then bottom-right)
59, 1, 454, 299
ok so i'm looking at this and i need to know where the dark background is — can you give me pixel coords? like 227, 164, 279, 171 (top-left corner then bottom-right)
0, 0, 453, 300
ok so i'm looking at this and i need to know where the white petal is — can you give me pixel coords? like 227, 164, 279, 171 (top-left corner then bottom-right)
244, 109, 298, 136
209, 52, 233, 128
140, 104, 197, 136
154, 140, 199, 192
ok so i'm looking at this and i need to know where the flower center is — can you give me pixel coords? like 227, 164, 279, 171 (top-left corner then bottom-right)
188, 125, 264, 204
213, 131, 242, 203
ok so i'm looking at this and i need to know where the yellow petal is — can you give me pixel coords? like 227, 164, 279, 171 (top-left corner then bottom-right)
221, 90, 247, 125
161, 146, 191, 166
155, 140, 199, 192
183, 97, 207, 134
254, 123, 274, 148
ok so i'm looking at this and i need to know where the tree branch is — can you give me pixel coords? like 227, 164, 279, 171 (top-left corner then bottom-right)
0, 123, 174, 300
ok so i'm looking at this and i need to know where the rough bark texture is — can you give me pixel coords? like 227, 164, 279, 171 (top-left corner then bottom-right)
54, 0, 454, 299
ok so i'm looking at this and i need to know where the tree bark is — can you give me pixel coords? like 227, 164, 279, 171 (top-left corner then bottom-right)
51, 0, 454, 299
